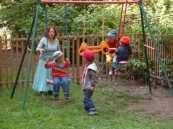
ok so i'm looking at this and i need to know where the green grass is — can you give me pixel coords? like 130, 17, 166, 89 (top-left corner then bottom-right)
0, 82, 173, 129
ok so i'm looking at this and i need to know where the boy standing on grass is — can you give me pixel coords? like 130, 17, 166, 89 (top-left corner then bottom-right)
45, 51, 71, 101
80, 49, 98, 115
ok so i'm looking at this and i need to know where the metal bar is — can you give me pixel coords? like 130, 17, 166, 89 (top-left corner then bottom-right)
139, 1, 152, 94
64, 5, 68, 34
22, 0, 40, 110
72, 39, 75, 80
118, 2, 128, 37
44, 4, 48, 34
122, 1, 128, 34
41, 0, 139, 4
118, 4, 124, 39
76, 38, 80, 84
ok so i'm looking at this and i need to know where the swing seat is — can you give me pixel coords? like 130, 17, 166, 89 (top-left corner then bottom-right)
119, 60, 128, 64
115, 60, 128, 74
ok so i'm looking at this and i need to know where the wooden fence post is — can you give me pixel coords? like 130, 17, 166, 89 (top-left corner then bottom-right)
8, 66, 13, 86
72, 38, 75, 81
76, 38, 80, 84
0, 66, 2, 87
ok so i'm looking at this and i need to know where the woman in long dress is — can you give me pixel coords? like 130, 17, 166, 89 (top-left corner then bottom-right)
32, 26, 60, 94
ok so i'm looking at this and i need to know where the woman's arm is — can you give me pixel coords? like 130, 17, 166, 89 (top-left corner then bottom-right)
36, 37, 47, 54
108, 47, 117, 52
63, 58, 71, 68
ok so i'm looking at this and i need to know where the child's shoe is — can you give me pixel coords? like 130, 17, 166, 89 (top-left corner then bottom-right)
47, 90, 53, 95
88, 111, 97, 115
64, 94, 70, 102
109, 70, 113, 75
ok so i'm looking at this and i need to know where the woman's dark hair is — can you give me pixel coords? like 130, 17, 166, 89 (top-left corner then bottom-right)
45, 26, 57, 39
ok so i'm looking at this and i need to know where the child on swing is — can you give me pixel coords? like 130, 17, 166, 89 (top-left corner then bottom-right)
112, 36, 132, 74
106, 29, 119, 76
45, 51, 71, 101
80, 49, 98, 115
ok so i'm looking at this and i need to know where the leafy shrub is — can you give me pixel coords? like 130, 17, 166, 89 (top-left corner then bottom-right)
127, 59, 147, 80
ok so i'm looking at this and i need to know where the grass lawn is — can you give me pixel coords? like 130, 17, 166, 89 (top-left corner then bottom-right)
0, 81, 173, 129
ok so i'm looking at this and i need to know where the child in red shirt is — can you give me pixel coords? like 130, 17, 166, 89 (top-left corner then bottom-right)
45, 51, 70, 100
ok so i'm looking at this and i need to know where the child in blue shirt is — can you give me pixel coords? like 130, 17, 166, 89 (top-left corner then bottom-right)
112, 36, 132, 72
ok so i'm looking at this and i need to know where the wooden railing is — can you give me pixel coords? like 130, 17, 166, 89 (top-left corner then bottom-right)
0, 34, 173, 86
134, 33, 173, 80
0, 34, 106, 86
145, 37, 173, 79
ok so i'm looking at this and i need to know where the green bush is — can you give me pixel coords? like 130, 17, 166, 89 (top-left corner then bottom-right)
127, 59, 147, 80
165, 59, 173, 78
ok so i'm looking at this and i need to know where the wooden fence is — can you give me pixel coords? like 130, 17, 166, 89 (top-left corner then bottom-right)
0, 34, 173, 86
0, 34, 106, 86
145, 36, 173, 80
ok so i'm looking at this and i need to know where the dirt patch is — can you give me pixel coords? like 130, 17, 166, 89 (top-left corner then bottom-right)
129, 96, 173, 119
99, 79, 173, 119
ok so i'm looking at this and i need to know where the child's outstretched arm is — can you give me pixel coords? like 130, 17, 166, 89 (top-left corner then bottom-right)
63, 58, 71, 68
45, 60, 56, 68
108, 48, 117, 53
108, 48, 116, 50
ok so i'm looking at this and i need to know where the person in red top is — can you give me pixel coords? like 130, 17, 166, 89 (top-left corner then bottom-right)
106, 29, 119, 75
45, 51, 70, 100
107, 29, 119, 53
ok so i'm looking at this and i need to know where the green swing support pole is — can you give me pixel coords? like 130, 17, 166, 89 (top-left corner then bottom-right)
63, 4, 70, 58
10, 0, 38, 99
138, 0, 152, 94
64, 4, 68, 35
22, 0, 40, 110
44, 4, 48, 33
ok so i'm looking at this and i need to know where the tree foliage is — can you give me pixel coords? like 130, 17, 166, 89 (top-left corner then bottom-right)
0, 0, 173, 36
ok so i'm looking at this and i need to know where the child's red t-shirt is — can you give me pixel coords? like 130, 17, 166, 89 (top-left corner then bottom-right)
45, 61, 70, 78
107, 38, 119, 53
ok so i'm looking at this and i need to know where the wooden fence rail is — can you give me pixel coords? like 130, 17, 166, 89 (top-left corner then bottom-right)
0, 34, 106, 86
0, 34, 173, 86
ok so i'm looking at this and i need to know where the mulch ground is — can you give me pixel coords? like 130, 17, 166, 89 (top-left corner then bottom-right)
99, 78, 173, 119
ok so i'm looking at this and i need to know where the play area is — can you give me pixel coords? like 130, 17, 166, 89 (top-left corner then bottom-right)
0, 0, 173, 129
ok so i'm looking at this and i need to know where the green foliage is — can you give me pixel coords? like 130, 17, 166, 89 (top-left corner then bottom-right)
0, 0, 173, 36
127, 59, 147, 80
0, 0, 35, 36
163, 59, 173, 78
143, 0, 173, 35
71, 5, 121, 34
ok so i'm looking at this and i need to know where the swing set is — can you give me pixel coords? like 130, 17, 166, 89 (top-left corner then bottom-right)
10, 0, 173, 110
